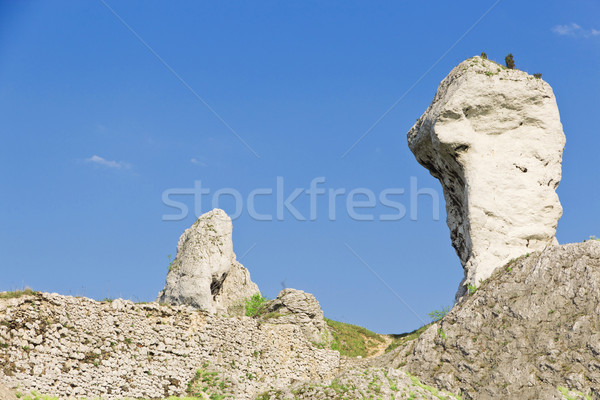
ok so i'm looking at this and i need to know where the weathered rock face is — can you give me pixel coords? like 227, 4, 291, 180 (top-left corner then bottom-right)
264, 289, 331, 344
259, 367, 461, 400
407, 56, 566, 297
393, 241, 600, 399
157, 209, 259, 314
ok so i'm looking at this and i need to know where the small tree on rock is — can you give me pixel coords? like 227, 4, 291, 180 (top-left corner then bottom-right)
480, 52, 487, 59
505, 53, 515, 69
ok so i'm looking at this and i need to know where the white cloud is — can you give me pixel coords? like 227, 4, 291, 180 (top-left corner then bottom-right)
552, 23, 579, 36
553, 23, 599, 37
190, 157, 207, 166
85, 155, 130, 169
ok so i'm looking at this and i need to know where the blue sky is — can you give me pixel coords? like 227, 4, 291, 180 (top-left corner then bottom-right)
1, 0, 599, 334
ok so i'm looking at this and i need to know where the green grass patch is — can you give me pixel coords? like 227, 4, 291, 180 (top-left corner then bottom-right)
0, 288, 36, 300
557, 386, 592, 400
325, 318, 385, 358
260, 312, 283, 320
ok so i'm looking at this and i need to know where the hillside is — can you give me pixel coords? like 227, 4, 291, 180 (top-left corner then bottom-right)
4, 242, 599, 399
392, 241, 600, 399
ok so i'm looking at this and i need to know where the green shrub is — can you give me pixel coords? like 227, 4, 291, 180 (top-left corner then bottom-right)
533, 73, 542, 79
438, 328, 447, 340
505, 53, 515, 69
480, 52, 487, 59
468, 284, 477, 295
244, 293, 268, 317
427, 306, 450, 322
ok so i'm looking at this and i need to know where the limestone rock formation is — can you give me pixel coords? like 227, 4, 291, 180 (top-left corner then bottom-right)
157, 209, 259, 314
393, 241, 600, 399
263, 288, 331, 344
407, 56, 566, 297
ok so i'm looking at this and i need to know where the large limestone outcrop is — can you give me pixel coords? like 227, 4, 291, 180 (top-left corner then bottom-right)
157, 209, 259, 313
407, 56, 566, 297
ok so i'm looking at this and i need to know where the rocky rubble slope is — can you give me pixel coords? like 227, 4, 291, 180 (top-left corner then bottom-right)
258, 367, 460, 400
391, 241, 600, 399
4, 243, 598, 399
0, 293, 340, 399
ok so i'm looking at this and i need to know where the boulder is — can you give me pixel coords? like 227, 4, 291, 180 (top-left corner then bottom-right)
157, 209, 259, 313
407, 56, 566, 298
264, 288, 331, 344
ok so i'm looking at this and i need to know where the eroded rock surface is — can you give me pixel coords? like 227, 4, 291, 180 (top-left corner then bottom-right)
393, 241, 600, 399
263, 288, 331, 344
157, 209, 259, 313
259, 367, 460, 399
407, 56, 566, 297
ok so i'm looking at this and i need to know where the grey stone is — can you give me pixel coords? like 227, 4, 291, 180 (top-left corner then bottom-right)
264, 288, 331, 344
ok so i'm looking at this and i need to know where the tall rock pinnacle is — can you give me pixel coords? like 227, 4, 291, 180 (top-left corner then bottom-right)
157, 209, 259, 313
408, 56, 566, 298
